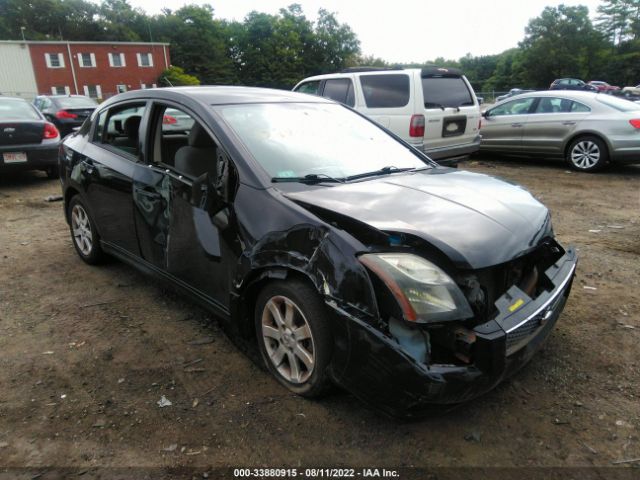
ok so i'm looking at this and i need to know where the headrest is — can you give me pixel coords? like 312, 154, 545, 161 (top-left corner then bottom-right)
189, 123, 216, 148
124, 115, 142, 137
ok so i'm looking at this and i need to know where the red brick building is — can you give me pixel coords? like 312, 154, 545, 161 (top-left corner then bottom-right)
0, 40, 170, 100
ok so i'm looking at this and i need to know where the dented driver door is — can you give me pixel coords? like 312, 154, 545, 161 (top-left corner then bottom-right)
164, 171, 231, 312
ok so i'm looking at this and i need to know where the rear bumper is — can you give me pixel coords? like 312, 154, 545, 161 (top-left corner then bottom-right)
327, 248, 577, 418
423, 134, 481, 164
0, 143, 59, 172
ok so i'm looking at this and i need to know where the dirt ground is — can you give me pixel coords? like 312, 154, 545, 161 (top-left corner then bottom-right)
0, 157, 639, 475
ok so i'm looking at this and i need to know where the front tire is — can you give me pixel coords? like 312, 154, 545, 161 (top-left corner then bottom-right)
566, 136, 608, 172
68, 196, 105, 264
255, 279, 332, 397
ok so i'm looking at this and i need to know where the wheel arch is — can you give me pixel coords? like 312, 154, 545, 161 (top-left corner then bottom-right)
563, 131, 612, 160
231, 267, 324, 340
63, 186, 81, 224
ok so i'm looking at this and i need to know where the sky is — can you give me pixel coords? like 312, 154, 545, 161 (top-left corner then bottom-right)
125, 0, 604, 62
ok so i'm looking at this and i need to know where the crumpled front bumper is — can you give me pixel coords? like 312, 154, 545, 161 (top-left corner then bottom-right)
326, 248, 577, 418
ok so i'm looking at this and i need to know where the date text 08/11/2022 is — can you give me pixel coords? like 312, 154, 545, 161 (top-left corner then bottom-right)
233, 468, 400, 478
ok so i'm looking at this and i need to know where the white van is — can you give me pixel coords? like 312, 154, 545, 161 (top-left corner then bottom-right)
293, 67, 481, 163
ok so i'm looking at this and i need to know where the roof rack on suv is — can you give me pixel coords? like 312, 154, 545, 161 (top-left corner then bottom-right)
340, 66, 404, 73
421, 66, 463, 77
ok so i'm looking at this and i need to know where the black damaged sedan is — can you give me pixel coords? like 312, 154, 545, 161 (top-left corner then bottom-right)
59, 87, 576, 417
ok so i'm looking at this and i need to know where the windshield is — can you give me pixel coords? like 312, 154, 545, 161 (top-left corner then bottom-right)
0, 99, 41, 120
217, 103, 429, 180
56, 96, 97, 109
597, 95, 640, 112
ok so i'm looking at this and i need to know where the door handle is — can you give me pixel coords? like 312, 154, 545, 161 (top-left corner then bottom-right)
562, 121, 576, 126
511, 123, 523, 128
81, 159, 95, 174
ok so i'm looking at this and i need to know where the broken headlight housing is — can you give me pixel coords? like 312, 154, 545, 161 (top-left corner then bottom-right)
360, 253, 473, 324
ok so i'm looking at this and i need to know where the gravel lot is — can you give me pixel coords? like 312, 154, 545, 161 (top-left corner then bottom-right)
0, 157, 639, 474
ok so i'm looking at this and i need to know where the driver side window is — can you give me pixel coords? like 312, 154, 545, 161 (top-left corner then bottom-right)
489, 97, 535, 117
150, 104, 217, 179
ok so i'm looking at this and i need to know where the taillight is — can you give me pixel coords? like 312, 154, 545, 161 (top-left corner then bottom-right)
629, 119, 640, 129
478, 118, 482, 130
163, 114, 177, 124
43, 122, 59, 139
409, 114, 425, 137
56, 110, 78, 119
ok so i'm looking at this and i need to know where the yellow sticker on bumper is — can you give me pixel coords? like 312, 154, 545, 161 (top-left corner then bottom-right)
508, 298, 525, 312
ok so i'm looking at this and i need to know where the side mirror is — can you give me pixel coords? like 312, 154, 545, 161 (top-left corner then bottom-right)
481, 110, 489, 118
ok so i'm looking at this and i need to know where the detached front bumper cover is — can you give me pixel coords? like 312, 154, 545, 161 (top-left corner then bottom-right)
326, 248, 577, 418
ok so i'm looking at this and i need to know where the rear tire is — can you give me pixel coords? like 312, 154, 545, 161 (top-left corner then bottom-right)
566, 136, 608, 172
68, 196, 105, 265
255, 279, 332, 398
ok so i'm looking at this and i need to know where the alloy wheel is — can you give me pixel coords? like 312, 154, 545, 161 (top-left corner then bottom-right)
570, 140, 600, 169
260, 295, 315, 384
71, 204, 93, 256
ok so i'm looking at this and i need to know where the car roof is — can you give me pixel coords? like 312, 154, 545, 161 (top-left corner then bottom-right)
296, 68, 423, 83
103, 86, 333, 106
38, 94, 88, 98
514, 90, 598, 100
0, 96, 29, 102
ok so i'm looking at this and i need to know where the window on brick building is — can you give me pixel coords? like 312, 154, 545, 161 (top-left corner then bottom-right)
83, 85, 102, 99
109, 52, 126, 67
51, 86, 70, 95
117, 85, 127, 94
78, 53, 96, 68
137, 52, 153, 67
45, 53, 65, 68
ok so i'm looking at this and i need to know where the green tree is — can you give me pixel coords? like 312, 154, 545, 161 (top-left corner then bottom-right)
597, 0, 640, 44
152, 5, 237, 84
0, 0, 102, 40
482, 49, 526, 91
518, 5, 608, 88
98, 0, 146, 41
158, 65, 200, 86
311, 9, 360, 73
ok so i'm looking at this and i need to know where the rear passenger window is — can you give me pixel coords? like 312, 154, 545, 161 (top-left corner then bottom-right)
295, 81, 320, 95
571, 101, 590, 112
93, 103, 146, 159
322, 79, 355, 107
360, 74, 410, 108
535, 97, 564, 113
422, 76, 474, 109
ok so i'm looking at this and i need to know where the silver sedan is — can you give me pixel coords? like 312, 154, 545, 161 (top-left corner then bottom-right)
480, 91, 640, 172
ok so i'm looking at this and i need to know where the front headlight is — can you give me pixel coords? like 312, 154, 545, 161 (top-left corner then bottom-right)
359, 253, 473, 324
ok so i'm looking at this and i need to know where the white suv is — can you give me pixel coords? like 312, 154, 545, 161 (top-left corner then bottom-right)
293, 67, 481, 163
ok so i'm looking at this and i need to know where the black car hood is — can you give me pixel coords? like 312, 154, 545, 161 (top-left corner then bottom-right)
283, 169, 551, 269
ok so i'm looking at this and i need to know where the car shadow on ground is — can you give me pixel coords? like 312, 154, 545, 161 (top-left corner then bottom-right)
0, 170, 54, 190
469, 154, 640, 176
